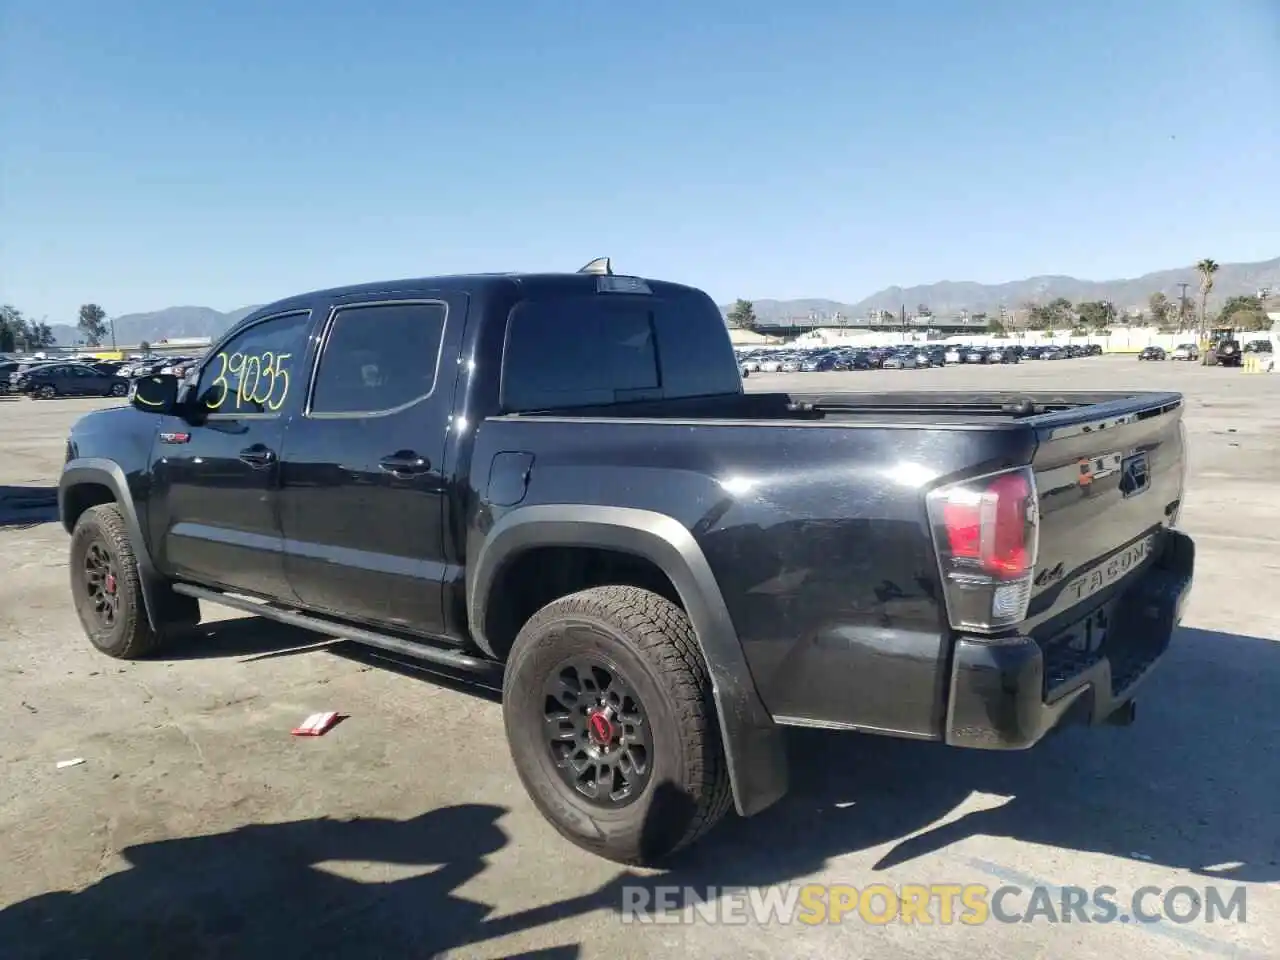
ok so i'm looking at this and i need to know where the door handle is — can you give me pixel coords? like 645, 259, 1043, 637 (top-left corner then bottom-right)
379, 451, 431, 477
239, 445, 277, 468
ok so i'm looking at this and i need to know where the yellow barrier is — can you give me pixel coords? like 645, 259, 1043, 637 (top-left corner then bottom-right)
1242, 355, 1265, 373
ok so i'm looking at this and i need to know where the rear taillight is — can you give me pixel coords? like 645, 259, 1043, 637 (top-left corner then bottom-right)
927, 466, 1039, 632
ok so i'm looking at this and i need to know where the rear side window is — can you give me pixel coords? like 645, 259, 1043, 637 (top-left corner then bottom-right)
310, 301, 447, 415
500, 293, 740, 411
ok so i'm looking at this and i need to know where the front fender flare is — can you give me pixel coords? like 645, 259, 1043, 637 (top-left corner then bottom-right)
59, 458, 169, 633
469, 505, 788, 818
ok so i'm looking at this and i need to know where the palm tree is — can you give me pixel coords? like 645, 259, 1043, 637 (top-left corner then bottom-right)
1195, 258, 1219, 337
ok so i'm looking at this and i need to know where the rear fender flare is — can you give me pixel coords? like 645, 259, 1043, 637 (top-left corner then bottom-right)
469, 504, 788, 818
59, 458, 168, 633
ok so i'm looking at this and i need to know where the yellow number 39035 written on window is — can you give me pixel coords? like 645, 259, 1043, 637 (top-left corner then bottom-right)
206, 351, 292, 412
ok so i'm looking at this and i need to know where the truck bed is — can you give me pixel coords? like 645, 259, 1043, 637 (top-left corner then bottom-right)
499, 389, 1182, 429
478, 387, 1186, 743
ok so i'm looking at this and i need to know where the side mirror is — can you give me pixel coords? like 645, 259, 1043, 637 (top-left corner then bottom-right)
130, 374, 180, 414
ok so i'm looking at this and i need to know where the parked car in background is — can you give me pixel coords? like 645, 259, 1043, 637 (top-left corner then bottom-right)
18, 362, 130, 399
880, 349, 918, 369
1138, 346, 1167, 361
9, 359, 66, 392
800, 352, 847, 372
1171, 343, 1199, 361
1243, 339, 1272, 354
0, 360, 21, 393
845, 350, 874, 370
986, 346, 1019, 364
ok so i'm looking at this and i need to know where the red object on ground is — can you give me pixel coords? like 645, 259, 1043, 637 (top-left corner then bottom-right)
291, 711, 342, 736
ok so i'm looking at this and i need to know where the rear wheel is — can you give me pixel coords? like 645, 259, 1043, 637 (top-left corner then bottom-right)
109, 382, 128, 397
38, 384, 56, 399
503, 586, 732, 865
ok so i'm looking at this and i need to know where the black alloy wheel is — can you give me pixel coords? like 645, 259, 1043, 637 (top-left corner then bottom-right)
502, 585, 732, 864
542, 654, 652, 807
81, 539, 121, 630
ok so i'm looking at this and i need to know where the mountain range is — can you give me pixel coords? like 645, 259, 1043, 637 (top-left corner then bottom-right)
720, 256, 1280, 325
48, 305, 260, 350
44, 256, 1279, 345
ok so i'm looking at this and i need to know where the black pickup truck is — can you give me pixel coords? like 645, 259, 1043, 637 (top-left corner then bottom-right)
58, 261, 1195, 864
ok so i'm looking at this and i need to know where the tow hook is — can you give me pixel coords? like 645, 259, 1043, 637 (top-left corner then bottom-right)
1105, 700, 1137, 727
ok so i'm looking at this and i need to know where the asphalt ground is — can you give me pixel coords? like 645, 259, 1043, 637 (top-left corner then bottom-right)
0, 355, 1276, 959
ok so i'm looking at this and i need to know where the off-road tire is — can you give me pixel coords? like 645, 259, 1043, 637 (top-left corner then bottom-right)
503, 585, 733, 865
70, 504, 170, 659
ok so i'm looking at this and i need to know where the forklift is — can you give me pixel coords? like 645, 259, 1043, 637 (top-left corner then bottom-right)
1201, 326, 1243, 367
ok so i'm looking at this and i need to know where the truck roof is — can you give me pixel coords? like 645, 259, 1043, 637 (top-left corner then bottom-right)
249, 272, 710, 321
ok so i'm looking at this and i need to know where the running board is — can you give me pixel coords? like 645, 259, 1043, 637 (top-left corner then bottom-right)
172, 583, 500, 675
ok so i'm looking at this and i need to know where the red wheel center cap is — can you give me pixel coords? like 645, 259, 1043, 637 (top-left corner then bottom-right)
588, 711, 613, 745
105, 573, 117, 595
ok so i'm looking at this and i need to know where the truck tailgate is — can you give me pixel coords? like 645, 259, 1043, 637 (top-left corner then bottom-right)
1024, 393, 1185, 634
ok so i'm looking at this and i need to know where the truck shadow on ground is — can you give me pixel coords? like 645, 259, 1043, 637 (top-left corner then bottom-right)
2, 626, 1271, 958
0, 484, 59, 529
0, 803, 587, 960
134, 620, 1280, 891
655, 624, 1280, 887
164, 620, 1280, 895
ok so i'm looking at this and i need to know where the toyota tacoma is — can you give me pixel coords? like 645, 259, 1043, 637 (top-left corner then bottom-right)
59, 260, 1195, 864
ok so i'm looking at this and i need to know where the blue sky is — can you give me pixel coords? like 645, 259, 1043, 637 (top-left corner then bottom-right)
2, 0, 1277, 321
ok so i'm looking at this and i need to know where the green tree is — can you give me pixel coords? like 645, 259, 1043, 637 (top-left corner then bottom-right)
726, 298, 759, 331
78, 303, 109, 347
1147, 292, 1172, 327
0, 305, 22, 352
1218, 295, 1272, 332
1195, 259, 1219, 336
1025, 297, 1075, 330
31, 321, 56, 348
1076, 300, 1117, 329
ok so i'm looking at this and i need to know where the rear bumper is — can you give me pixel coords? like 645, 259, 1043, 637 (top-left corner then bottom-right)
945, 529, 1194, 749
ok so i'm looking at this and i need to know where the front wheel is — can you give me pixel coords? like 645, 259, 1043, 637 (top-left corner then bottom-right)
109, 382, 128, 397
503, 586, 732, 865
70, 505, 166, 659
38, 384, 56, 399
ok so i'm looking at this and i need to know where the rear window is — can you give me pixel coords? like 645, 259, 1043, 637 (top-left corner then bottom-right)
500, 293, 741, 411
